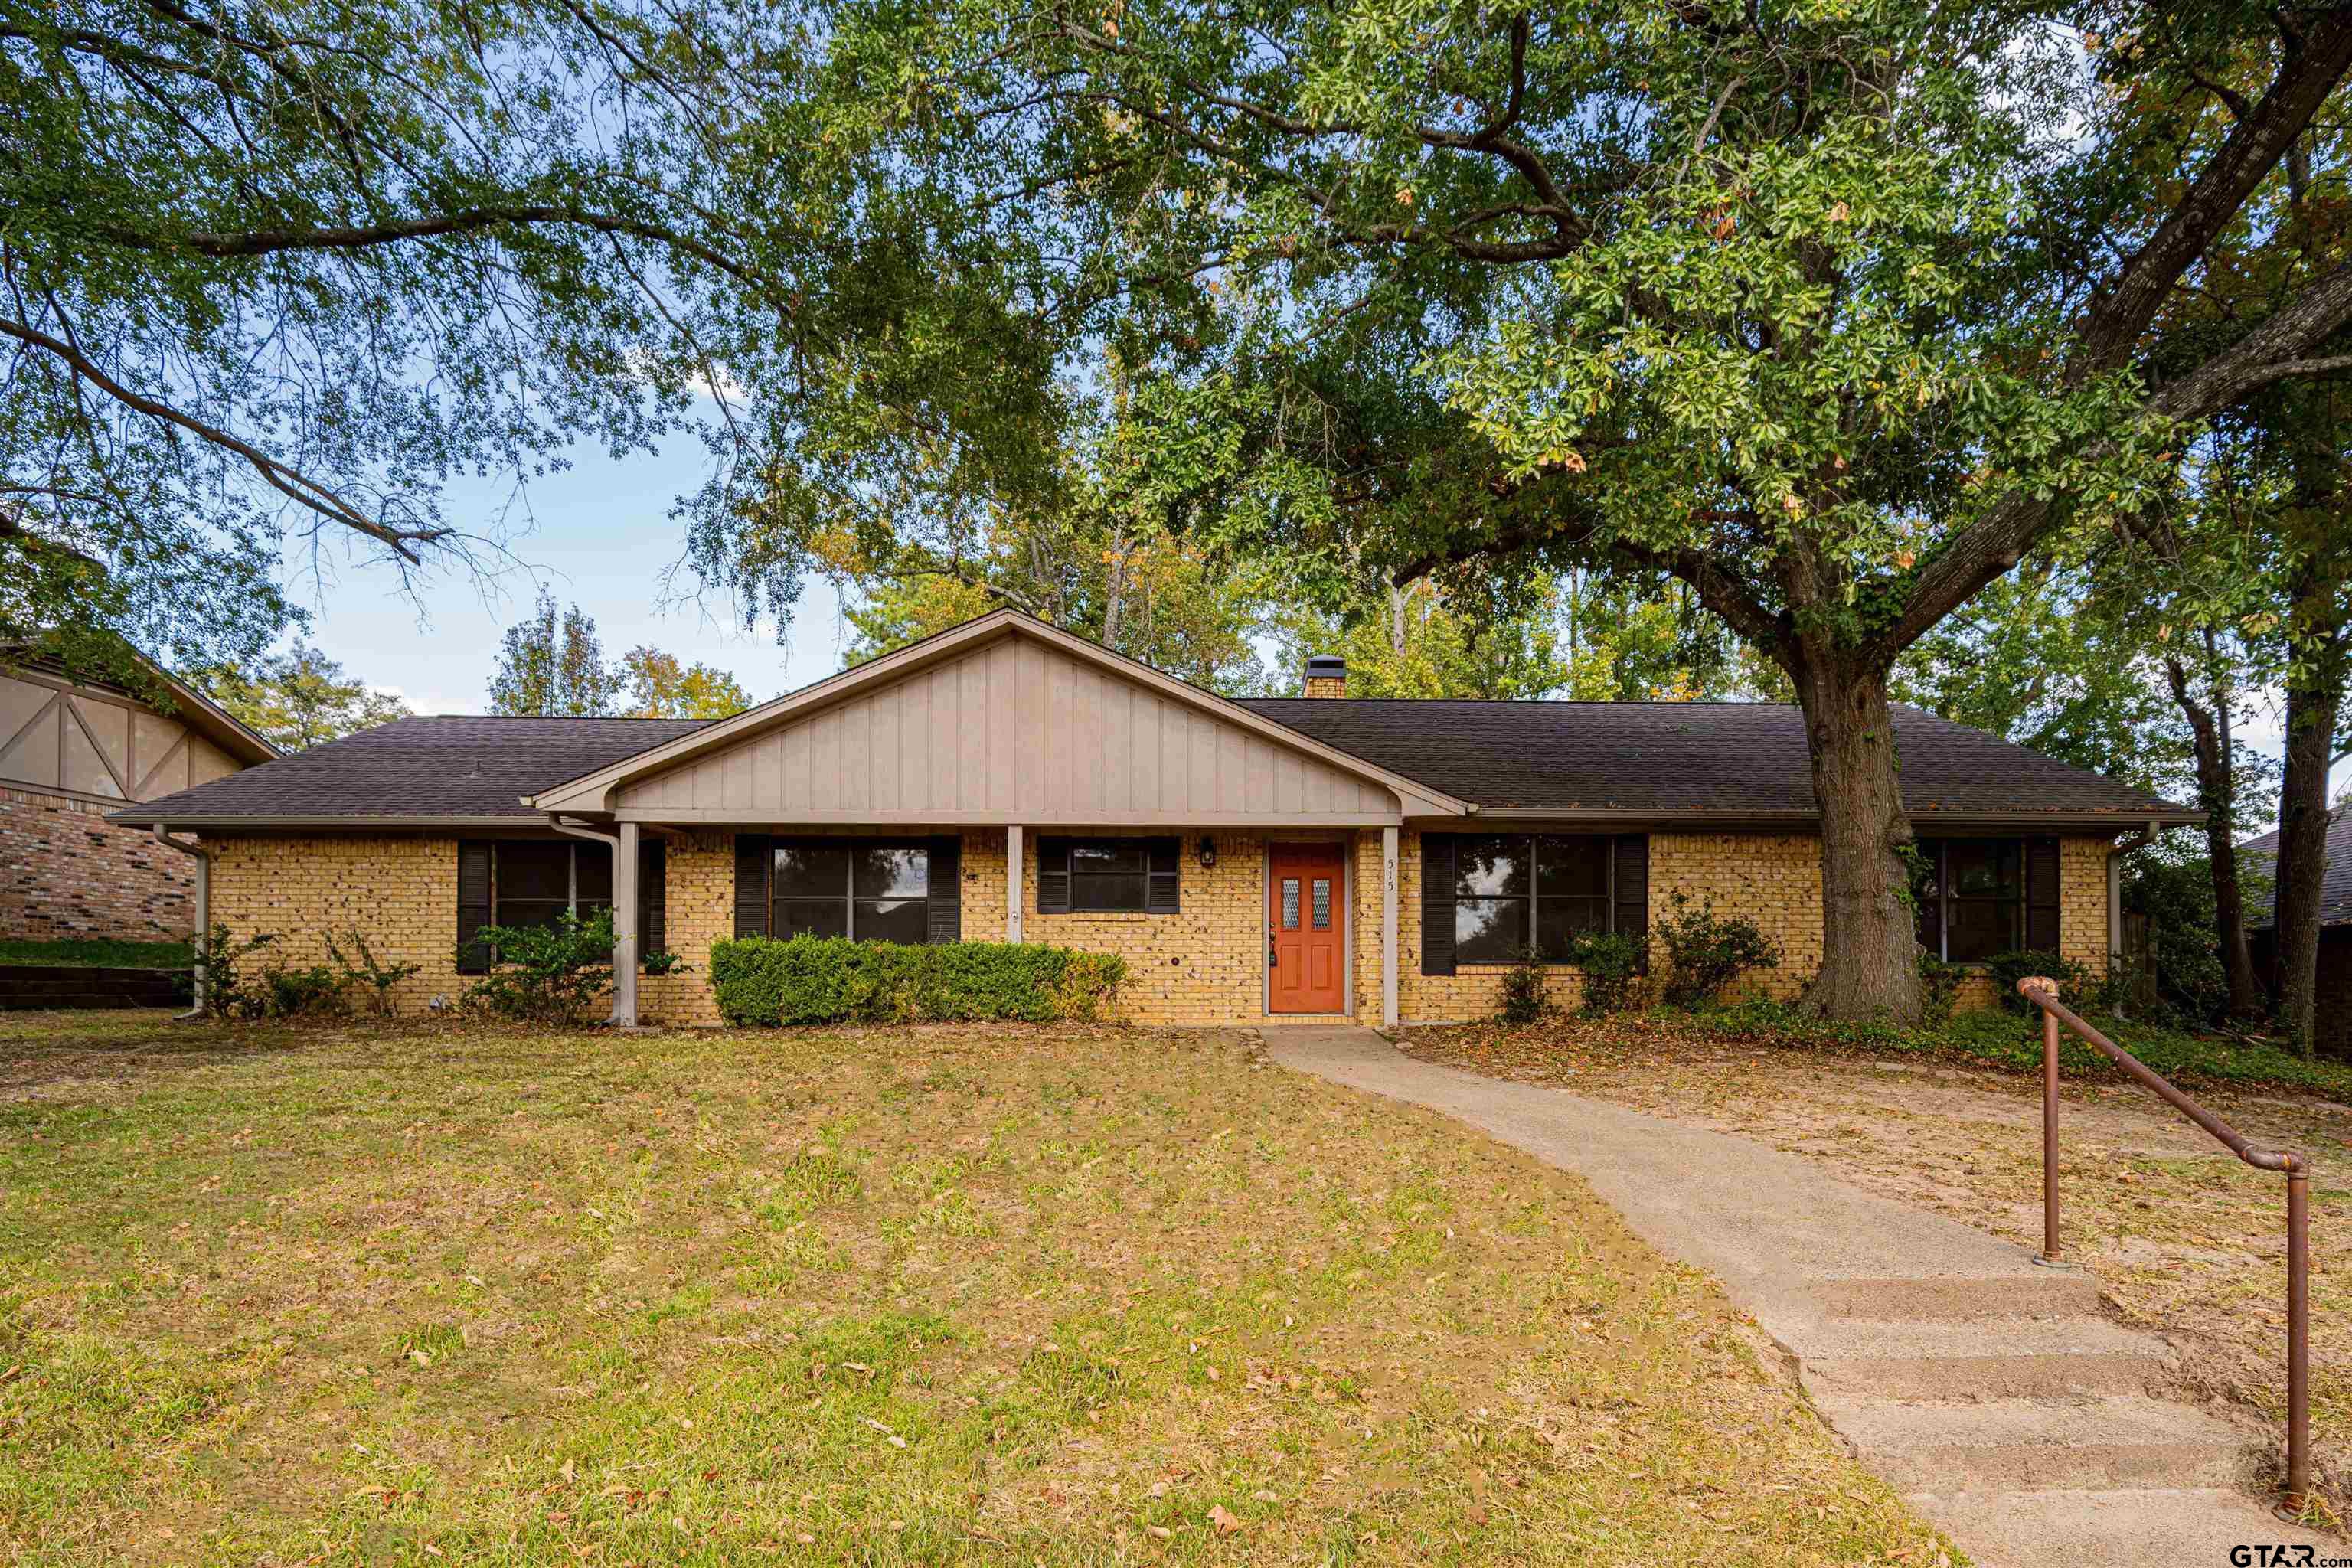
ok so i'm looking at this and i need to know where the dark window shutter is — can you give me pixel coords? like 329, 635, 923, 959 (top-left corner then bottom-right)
1613, 836, 1648, 944
639, 841, 668, 956
1036, 837, 1071, 913
1419, 833, 1456, 976
456, 841, 493, 975
733, 834, 771, 938
2025, 837, 2062, 954
926, 835, 962, 944
1146, 837, 1181, 913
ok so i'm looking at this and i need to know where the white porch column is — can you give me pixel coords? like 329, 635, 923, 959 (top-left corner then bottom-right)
1380, 825, 1400, 1029
1006, 825, 1024, 942
613, 820, 640, 1027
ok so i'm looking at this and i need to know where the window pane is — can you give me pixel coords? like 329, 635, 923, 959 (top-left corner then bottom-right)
1536, 897, 1607, 959
1535, 836, 1606, 897
1454, 897, 1527, 964
498, 841, 570, 900
1946, 898, 2019, 963
854, 898, 929, 944
1455, 835, 1530, 897
495, 898, 568, 931
574, 844, 613, 903
1311, 879, 1331, 930
1075, 873, 1148, 912
1947, 839, 2019, 898
774, 898, 849, 940
1281, 879, 1300, 929
1912, 842, 1943, 952
1071, 841, 1147, 874
774, 841, 849, 898
853, 844, 929, 898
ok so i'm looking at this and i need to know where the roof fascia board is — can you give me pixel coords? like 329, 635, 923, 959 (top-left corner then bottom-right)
611, 808, 1404, 828
524, 609, 1470, 818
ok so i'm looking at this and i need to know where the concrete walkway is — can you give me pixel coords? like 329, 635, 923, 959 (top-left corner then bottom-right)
1263, 1024, 2328, 1568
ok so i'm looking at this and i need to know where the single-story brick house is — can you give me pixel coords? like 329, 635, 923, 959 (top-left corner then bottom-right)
112, 609, 2197, 1026
5, 645, 275, 941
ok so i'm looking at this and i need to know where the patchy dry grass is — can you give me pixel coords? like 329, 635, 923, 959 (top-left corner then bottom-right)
0, 1011, 1953, 1566
1401, 1013, 2352, 1514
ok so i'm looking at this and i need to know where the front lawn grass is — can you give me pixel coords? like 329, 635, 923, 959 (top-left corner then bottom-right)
0, 1012, 1951, 1566
0, 937, 192, 969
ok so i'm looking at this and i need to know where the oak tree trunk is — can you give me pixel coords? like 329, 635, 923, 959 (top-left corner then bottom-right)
2164, 658, 2265, 1018
2274, 672, 2344, 1057
1788, 653, 1925, 1022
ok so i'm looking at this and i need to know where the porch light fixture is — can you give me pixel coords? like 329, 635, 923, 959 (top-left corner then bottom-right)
1197, 835, 1217, 870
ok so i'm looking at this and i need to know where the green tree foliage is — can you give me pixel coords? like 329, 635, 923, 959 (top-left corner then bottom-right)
787, 0, 2352, 1018
620, 646, 754, 719
488, 589, 625, 717
188, 642, 410, 750
3, 0, 1054, 682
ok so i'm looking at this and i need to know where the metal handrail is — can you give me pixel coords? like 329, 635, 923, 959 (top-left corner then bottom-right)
2017, 978, 2311, 1518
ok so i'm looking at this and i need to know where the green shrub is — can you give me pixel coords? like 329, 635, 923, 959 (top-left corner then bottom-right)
1571, 931, 1648, 1017
1654, 895, 1780, 1008
464, 907, 616, 1024
710, 936, 1126, 1026
253, 963, 347, 1018
1917, 949, 1966, 1026
1495, 946, 1550, 1024
1984, 950, 2092, 1015
325, 929, 422, 1017
188, 923, 276, 1018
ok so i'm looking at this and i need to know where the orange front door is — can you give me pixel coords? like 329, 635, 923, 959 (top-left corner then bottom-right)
1268, 844, 1346, 1014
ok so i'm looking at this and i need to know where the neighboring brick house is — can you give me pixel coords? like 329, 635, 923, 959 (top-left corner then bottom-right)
2241, 811, 2351, 1057
113, 609, 2196, 1025
3, 650, 275, 941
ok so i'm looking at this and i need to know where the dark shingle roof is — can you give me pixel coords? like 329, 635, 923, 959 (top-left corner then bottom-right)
111, 715, 709, 822
2237, 811, 2352, 929
113, 696, 2193, 828
1236, 698, 2190, 822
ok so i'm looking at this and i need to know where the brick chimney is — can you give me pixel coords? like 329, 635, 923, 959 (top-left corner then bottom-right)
1303, 654, 1348, 699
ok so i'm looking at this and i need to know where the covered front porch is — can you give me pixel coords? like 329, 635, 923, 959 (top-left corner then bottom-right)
565, 820, 1407, 1031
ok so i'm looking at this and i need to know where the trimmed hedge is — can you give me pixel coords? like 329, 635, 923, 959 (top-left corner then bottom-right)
710, 936, 1126, 1026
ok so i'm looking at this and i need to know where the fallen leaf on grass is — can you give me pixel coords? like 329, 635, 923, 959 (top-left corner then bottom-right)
1208, 1504, 1243, 1536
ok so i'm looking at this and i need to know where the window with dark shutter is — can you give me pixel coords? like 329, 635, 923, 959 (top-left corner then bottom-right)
1419, 834, 1456, 976
639, 841, 668, 956
1423, 832, 1647, 969
1914, 838, 2047, 963
926, 835, 962, 943
2025, 838, 2062, 954
733, 834, 771, 937
1036, 837, 1071, 913
1034, 836, 1180, 913
456, 841, 493, 975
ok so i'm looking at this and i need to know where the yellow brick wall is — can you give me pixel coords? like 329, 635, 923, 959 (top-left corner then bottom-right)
204, 825, 2119, 1028
205, 835, 468, 1013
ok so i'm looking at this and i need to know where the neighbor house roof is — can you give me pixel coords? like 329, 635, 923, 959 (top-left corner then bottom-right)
1236, 698, 2194, 828
109, 715, 707, 826
2236, 810, 2352, 929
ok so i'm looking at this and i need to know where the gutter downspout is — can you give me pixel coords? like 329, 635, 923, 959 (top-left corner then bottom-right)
2108, 818, 2161, 1018
550, 818, 635, 1027
151, 825, 209, 1020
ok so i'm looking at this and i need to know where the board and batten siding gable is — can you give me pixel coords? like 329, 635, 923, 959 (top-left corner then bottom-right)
0, 666, 243, 804
616, 635, 1402, 821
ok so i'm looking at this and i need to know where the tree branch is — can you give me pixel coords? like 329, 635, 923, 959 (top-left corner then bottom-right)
0, 314, 450, 560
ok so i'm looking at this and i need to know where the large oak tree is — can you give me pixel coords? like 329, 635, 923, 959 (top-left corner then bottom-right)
805, 0, 2352, 1019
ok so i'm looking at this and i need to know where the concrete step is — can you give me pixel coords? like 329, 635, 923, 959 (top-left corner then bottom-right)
1905, 1487, 2332, 1568
1813, 1272, 2108, 1323
1819, 1393, 2255, 1491
1795, 1317, 2172, 1400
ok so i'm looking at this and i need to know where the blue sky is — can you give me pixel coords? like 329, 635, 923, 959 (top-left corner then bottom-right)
289, 430, 854, 716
